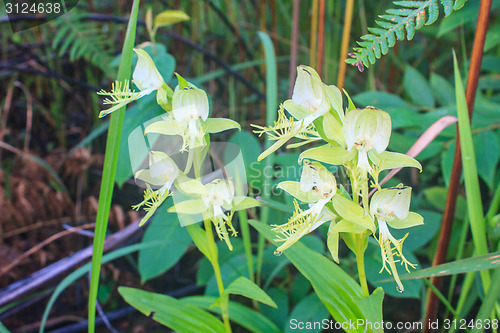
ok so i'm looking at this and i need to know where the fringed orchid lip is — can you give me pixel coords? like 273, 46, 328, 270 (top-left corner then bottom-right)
370, 186, 423, 292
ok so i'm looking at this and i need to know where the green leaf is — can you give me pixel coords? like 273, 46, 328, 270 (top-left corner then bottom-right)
484, 24, 500, 52
205, 118, 241, 133
380, 251, 500, 281
183, 296, 281, 333
430, 73, 456, 106
212, 277, 277, 308
353, 91, 411, 109
154, 10, 189, 28
331, 195, 376, 232
138, 204, 192, 283
259, 288, 289, 329
284, 293, 329, 333
403, 66, 435, 108
424, 187, 467, 219
89, 2, 140, 331
454, 52, 490, 291
119, 287, 225, 333
299, 145, 355, 165
290, 273, 312, 303
117, 95, 165, 187
354, 288, 384, 333
474, 130, 499, 188
248, 220, 369, 331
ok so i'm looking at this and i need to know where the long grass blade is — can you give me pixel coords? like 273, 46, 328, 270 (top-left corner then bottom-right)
256, 31, 277, 286
471, 268, 500, 333
87, 1, 140, 332
453, 51, 490, 291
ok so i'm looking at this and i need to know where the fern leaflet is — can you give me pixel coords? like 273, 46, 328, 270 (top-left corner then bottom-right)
346, 0, 467, 71
51, 13, 114, 74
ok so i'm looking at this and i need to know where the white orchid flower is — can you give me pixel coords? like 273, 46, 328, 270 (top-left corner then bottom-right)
98, 48, 171, 118
272, 161, 338, 255
132, 151, 179, 226
169, 176, 259, 251
145, 74, 240, 154
343, 107, 391, 174
253, 66, 344, 161
370, 185, 424, 292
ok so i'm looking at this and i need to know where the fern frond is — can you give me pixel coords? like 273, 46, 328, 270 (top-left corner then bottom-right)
51, 13, 114, 74
347, 0, 467, 71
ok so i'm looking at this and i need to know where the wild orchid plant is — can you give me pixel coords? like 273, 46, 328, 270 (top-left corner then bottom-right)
253, 65, 424, 294
98, 47, 260, 332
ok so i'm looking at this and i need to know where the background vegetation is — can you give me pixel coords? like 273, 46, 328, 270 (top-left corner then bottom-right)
0, 0, 499, 332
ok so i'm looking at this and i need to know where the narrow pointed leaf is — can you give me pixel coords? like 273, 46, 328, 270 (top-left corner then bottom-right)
119, 287, 225, 333
212, 277, 277, 308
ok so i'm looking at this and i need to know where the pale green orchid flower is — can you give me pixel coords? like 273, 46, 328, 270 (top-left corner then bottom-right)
299, 107, 422, 187
132, 151, 179, 226
253, 66, 344, 161
272, 161, 338, 255
343, 107, 391, 173
370, 185, 424, 292
169, 176, 259, 250
144, 74, 240, 154
98, 48, 172, 118
273, 160, 376, 257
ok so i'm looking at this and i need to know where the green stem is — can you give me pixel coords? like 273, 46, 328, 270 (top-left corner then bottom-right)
203, 219, 231, 333
194, 149, 231, 333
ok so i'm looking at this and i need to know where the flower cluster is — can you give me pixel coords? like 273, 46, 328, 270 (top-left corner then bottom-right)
255, 65, 423, 292
100, 47, 258, 248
